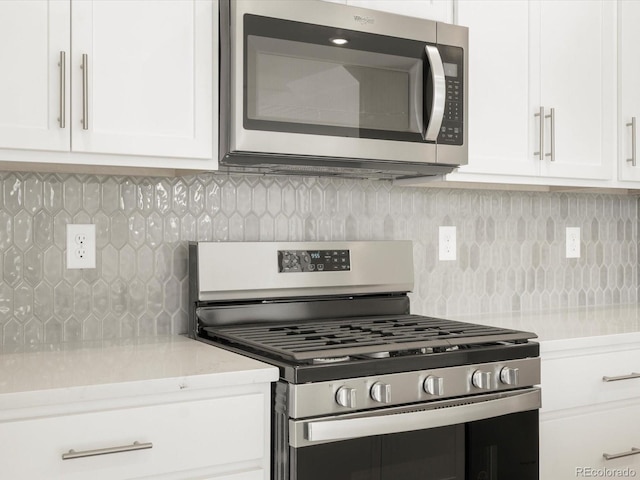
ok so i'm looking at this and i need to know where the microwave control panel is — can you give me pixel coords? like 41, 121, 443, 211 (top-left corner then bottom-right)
437, 45, 464, 146
278, 250, 351, 273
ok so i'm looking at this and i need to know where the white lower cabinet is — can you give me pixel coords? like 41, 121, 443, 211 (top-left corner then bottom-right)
541, 404, 640, 479
540, 339, 640, 479
0, 389, 270, 480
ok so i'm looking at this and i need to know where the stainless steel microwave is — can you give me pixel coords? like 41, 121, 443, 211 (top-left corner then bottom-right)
219, 0, 468, 180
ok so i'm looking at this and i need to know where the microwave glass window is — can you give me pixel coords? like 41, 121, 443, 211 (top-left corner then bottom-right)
243, 14, 431, 143
247, 36, 421, 134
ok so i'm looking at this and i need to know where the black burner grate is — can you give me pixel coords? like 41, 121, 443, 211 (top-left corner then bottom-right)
202, 314, 536, 362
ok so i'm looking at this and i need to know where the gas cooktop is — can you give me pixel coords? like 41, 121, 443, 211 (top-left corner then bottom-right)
202, 314, 536, 362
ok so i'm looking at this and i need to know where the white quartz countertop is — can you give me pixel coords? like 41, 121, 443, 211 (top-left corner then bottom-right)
0, 335, 278, 413
448, 304, 640, 352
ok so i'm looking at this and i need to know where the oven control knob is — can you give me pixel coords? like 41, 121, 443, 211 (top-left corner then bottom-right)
500, 367, 520, 386
472, 370, 492, 390
424, 376, 444, 396
370, 382, 391, 403
335, 387, 357, 408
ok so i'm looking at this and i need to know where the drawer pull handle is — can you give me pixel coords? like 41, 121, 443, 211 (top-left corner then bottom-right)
61, 441, 152, 460
603, 447, 640, 461
602, 372, 640, 382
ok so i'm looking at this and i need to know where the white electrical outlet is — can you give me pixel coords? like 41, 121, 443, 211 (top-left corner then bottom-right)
67, 224, 96, 269
566, 227, 580, 259
439, 226, 456, 261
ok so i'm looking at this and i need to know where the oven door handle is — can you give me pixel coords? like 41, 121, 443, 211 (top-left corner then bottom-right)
290, 388, 540, 448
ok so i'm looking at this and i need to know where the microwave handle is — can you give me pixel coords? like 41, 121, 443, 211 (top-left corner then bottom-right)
424, 45, 446, 142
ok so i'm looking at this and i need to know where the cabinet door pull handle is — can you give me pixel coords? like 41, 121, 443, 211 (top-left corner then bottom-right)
81, 53, 89, 130
627, 117, 637, 167
545, 107, 555, 162
61, 441, 152, 460
534, 106, 545, 161
58, 51, 66, 129
602, 372, 640, 382
603, 447, 640, 461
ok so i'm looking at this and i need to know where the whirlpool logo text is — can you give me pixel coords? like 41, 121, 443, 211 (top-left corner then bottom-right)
353, 15, 374, 25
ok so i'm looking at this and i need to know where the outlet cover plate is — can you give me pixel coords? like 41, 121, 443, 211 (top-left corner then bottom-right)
67, 224, 96, 269
566, 227, 580, 259
439, 226, 456, 261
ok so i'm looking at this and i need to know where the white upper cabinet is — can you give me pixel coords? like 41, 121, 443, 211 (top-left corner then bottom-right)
454, 0, 535, 177
0, 0, 216, 172
71, 1, 213, 159
449, 0, 615, 186
0, 1, 70, 152
538, 0, 614, 180
346, 0, 454, 23
618, 0, 640, 182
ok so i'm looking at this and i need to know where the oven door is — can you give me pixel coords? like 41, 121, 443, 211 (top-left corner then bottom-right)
285, 388, 540, 480
223, 0, 455, 165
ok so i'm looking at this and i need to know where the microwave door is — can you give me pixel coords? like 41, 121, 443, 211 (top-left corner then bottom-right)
424, 45, 446, 142
227, 1, 442, 167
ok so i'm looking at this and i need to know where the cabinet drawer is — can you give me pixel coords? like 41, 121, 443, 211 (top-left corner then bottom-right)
542, 349, 640, 412
0, 393, 266, 480
541, 404, 640, 479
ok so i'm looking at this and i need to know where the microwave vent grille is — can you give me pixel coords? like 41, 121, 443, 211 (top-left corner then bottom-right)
226, 164, 407, 180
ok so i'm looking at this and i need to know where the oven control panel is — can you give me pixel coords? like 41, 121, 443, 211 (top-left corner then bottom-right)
287, 357, 541, 418
278, 249, 351, 273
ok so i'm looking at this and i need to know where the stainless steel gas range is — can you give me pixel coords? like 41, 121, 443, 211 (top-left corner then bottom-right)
189, 241, 540, 480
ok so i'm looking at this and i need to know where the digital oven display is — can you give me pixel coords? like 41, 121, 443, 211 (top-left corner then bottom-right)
278, 250, 350, 273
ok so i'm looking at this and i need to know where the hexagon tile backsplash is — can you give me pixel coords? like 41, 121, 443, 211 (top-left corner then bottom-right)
0, 171, 637, 346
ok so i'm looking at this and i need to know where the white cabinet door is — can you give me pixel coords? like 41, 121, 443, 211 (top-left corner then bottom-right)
541, 348, 640, 413
539, 0, 614, 180
541, 404, 640, 479
618, 0, 640, 182
451, 0, 536, 177
0, 394, 266, 480
0, 0, 70, 151
346, 0, 453, 23
449, 0, 614, 184
71, 0, 214, 159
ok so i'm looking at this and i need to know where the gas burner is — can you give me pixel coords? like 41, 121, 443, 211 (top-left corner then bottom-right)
311, 356, 351, 364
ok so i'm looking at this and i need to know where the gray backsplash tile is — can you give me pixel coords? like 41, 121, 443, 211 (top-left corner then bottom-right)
0, 171, 637, 346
